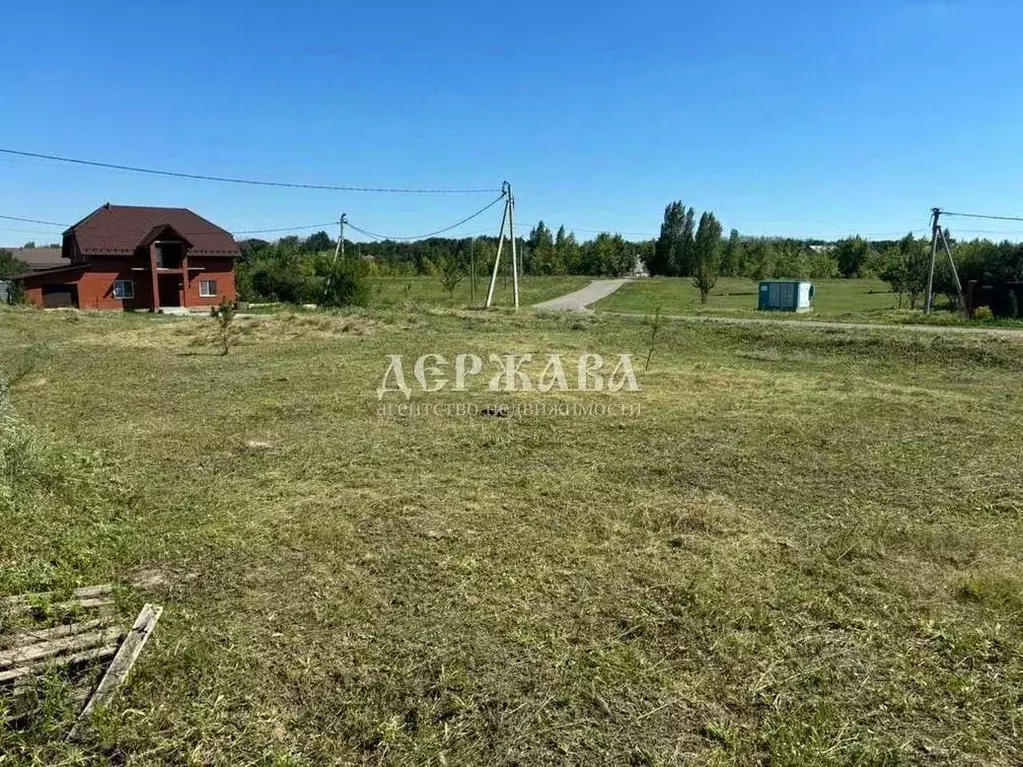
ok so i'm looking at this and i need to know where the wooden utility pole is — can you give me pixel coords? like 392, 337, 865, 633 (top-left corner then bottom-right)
485, 182, 519, 310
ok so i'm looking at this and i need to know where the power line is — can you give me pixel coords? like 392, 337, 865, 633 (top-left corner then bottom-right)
941, 210, 1023, 223
0, 214, 66, 227
233, 221, 340, 235
0, 148, 500, 195
0, 227, 64, 236
347, 193, 506, 241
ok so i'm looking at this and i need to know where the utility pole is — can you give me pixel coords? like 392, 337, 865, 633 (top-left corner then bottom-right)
325, 213, 347, 298
925, 208, 940, 314
925, 207, 967, 316
485, 182, 519, 310
509, 185, 519, 310
470, 236, 476, 306
331, 214, 348, 265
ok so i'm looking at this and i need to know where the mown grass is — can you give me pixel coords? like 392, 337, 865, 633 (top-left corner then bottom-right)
593, 277, 897, 319
1, 305, 1022, 765
365, 274, 590, 310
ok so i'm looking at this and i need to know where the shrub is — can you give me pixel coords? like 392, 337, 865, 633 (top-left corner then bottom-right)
317, 255, 369, 309
210, 298, 238, 355
249, 261, 314, 304
973, 305, 994, 322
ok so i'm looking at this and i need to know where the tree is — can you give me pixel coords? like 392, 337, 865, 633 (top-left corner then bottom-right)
742, 239, 776, 281
719, 229, 742, 277
879, 233, 930, 309
0, 250, 29, 278
22, 242, 35, 249
528, 221, 559, 275
834, 236, 873, 278
317, 254, 369, 308
210, 298, 238, 356
653, 201, 693, 277
676, 206, 697, 276
579, 233, 630, 276
303, 230, 334, 254
439, 253, 464, 299
806, 247, 839, 279
555, 226, 580, 274
692, 212, 723, 302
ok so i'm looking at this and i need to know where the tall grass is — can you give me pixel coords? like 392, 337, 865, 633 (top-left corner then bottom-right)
0, 378, 38, 514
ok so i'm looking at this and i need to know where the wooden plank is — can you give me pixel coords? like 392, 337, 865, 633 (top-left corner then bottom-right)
6, 619, 108, 649
0, 643, 119, 684
1, 597, 113, 621
0, 585, 112, 607
0, 628, 123, 670
70, 603, 162, 740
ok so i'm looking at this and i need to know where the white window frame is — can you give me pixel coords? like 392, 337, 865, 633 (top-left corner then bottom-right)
199, 279, 218, 298
113, 279, 134, 300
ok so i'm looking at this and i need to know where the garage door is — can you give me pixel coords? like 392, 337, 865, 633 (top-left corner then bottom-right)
42, 285, 77, 308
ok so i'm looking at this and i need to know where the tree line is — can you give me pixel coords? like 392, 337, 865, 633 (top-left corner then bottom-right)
5, 208, 1017, 316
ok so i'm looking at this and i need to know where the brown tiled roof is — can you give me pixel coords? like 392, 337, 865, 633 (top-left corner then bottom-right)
2, 247, 67, 271
66, 204, 240, 257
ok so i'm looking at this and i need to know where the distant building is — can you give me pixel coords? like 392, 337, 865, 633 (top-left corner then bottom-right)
10, 204, 240, 311
2, 247, 67, 272
630, 253, 649, 278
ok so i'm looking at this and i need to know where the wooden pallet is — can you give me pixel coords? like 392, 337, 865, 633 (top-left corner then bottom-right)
0, 584, 161, 737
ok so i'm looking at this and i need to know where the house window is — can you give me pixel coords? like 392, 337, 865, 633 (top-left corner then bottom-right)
113, 279, 134, 299
199, 279, 218, 297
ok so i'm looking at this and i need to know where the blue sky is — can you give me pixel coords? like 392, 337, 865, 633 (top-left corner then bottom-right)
4, 0, 1023, 244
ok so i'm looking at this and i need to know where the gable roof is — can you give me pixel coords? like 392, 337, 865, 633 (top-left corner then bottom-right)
2, 247, 66, 271
66, 204, 240, 257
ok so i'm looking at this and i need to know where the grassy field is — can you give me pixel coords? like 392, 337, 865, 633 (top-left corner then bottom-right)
595, 277, 913, 322
364, 275, 590, 309
2, 305, 1023, 764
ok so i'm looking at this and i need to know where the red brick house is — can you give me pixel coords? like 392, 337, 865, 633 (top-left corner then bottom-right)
14, 204, 240, 310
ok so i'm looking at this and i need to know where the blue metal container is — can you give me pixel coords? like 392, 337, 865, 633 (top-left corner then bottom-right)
758, 280, 815, 312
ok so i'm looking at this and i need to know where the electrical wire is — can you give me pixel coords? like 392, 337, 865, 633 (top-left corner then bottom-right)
0, 148, 500, 195
0, 213, 347, 239
941, 210, 1023, 223
0, 227, 64, 236
232, 221, 340, 235
0, 214, 66, 227
346, 193, 506, 241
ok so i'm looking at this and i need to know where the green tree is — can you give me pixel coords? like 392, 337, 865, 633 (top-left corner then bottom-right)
742, 239, 776, 281
676, 206, 697, 276
439, 253, 464, 299
555, 226, 581, 274
879, 233, 930, 309
317, 254, 369, 308
210, 298, 238, 356
719, 229, 742, 277
528, 221, 560, 275
652, 201, 694, 277
834, 236, 873, 278
692, 212, 723, 302
0, 250, 29, 278
303, 230, 334, 254
772, 242, 806, 279
806, 247, 838, 279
